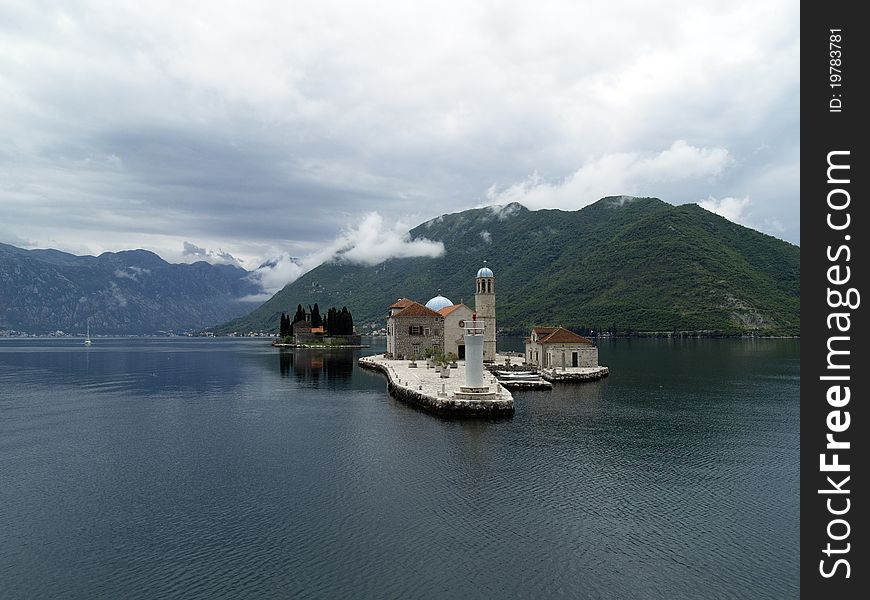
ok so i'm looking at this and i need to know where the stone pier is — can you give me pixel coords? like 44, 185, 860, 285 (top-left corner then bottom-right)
540, 366, 609, 382
358, 355, 514, 418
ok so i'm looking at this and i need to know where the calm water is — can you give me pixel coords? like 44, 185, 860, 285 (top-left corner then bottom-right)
0, 337, 799, 599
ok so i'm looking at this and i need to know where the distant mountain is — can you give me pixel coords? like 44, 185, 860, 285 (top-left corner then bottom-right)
216, 197, 800, 337
0, 244, 261, 334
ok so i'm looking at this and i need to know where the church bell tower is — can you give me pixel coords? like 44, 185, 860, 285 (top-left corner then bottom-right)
474, 261, 496, 362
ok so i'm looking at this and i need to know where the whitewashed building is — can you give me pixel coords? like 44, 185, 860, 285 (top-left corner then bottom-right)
525, 326, 598, 369
438, 303, 473, 359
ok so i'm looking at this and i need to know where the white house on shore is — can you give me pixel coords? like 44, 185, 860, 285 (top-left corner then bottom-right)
524, 326, 598, 369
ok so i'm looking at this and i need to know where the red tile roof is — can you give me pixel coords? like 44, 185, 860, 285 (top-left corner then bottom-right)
534, 326, 593, 345
392, 302, 443, 318
438, 303, 470, 317
531, 326, 558, 336
389, 298, 414, 309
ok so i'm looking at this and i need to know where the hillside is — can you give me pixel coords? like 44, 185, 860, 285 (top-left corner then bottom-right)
0, 244, 261, 334
216, 197, 800, 336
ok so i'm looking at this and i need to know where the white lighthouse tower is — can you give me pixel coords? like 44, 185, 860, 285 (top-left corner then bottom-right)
474, 262, 496, 362
463, 313, 486, 389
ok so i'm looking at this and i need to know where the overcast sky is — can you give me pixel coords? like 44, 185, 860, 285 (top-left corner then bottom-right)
1, 0, 799, 294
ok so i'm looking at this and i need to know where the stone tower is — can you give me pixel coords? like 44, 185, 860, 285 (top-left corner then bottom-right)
474, 262, 496, 362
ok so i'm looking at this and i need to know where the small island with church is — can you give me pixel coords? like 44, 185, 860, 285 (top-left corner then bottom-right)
273, 304, 365, 347
358, 263, 609, 418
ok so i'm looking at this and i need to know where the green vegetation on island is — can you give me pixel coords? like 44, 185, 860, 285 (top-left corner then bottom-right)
217, 197, 799, 337
276, 303, 356, 345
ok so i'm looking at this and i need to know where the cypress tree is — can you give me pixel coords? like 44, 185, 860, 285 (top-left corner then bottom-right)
325, 307, 335, 335
311, 303, 322, 327
293, 304, 305, 325
341, 307, 353, 335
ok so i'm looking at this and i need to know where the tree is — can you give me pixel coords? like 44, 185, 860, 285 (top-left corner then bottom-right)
325, 307, 337, 335
293, 304, 306, 325
311, 303, 322, 327
279, 312, 289, 338
340, 306, 353, 335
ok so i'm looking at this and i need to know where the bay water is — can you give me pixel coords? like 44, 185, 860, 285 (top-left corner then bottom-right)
0, 337, 799, 599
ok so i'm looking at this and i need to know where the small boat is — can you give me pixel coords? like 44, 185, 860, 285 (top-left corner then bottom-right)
84, 324, 92, 346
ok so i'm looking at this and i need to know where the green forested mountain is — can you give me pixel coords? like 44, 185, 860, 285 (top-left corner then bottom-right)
216, 197, 800, 336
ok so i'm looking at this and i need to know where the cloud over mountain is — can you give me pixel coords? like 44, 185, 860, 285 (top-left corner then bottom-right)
1, 0, 799, 267
246, 212, 444, 298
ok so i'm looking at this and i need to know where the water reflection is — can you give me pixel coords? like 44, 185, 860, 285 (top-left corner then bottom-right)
278, 348, 354, 384
0, 336, 799, 599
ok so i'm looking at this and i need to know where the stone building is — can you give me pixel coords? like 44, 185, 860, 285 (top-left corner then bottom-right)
525, 326, 598, 369
386, 300, 443, 359
385, 264, 498, 361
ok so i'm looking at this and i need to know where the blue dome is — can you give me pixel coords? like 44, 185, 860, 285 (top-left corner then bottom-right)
476, 266, 494, 278
425, 295, 454, 311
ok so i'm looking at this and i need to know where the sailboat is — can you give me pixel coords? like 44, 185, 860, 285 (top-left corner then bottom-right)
84, 324, 92, 346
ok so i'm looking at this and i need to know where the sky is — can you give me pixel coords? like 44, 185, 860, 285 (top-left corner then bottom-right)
0, 0, 799, 296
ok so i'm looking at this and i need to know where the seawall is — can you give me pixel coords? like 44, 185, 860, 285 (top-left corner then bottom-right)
358, 355, 514, 418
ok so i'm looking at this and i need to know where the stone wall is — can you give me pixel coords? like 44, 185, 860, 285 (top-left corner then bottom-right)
526, 342, 598, 368
388, 315, 443, 359
358, 357, 514, 418
295, 333, 362, 346
541, 366, 609, 382
545, 345, 599, 369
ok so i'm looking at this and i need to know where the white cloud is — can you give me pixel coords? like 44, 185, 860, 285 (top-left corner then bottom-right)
245, 211, 445, 296
487, 141, 731, 211
241, 254, 307, 301
108, 281, 127, 306
0, 0, 800, 259
181, 241, 242, 266
318, 212, 445, 266
424, 215, 444, 229
113, 266, 150, 281
486, 203, 523, 221
0, 230, 38, 248
696, 195, 789, 239
480, 230, 492, 244
698, 196, 752, 225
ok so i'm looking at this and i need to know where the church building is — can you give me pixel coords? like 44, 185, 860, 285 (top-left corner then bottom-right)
438, 302, 473, 359
385, 264, 497, 361
524, 326, 598, 369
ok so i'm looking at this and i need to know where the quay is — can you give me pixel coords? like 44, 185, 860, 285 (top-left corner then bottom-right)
272, 341, 369, 348
539, 365, 609, 382
358, 354, 514, 418
487, 353, 609, 385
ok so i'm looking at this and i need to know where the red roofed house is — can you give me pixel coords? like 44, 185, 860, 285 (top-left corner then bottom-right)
386, 299, 444, 359
525, 326, 598, 369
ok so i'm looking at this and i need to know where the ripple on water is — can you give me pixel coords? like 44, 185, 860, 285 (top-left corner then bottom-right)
0, 338, 799, 599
